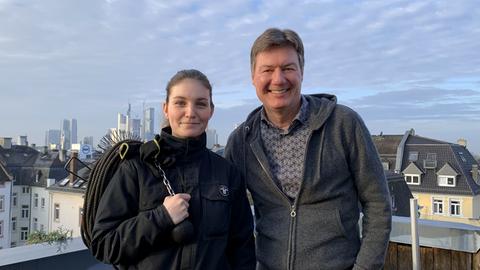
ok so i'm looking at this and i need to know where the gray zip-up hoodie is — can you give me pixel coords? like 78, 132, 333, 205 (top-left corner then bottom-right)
225, 94, 392, 270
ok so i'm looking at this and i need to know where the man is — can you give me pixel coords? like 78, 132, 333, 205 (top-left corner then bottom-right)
225, 28, 392, 270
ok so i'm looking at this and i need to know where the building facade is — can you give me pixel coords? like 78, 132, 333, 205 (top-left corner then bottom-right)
0, 163, 13, 249
373, 129, 480, 226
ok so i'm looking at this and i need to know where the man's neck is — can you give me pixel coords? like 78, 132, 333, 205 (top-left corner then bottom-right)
264, 102, 302, 130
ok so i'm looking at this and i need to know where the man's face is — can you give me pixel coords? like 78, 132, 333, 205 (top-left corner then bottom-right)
252, 46, 303, 115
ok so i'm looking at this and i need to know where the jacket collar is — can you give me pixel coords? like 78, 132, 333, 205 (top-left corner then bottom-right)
140, 127, 207, 167
242, 94, 337, 141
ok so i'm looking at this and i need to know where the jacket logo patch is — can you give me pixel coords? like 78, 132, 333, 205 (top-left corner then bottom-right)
219, 185, 229, 197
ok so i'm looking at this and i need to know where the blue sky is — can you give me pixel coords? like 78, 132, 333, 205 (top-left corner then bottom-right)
1, 0, 480, 154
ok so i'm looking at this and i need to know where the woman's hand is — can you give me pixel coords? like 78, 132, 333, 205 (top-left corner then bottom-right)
163, 193, 191, 225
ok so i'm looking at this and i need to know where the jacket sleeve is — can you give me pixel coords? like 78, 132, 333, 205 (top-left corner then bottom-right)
225, 126, 244, 170
345, 110, 392, 270
90, 160, 175, 265
226, 168, 256, 270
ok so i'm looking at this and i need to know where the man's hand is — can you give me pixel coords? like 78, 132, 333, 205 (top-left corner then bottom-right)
163, 193, 191, 225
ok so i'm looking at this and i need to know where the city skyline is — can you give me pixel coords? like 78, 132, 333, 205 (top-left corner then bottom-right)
1, 1, 480, 153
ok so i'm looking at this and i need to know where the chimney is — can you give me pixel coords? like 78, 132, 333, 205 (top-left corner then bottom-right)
43, 146, 48, 155
59, 149, 66, 162
69, 151, 78, 185
472, 164, 479, 182
457, 138, 467, 147
46, 178, 55, 187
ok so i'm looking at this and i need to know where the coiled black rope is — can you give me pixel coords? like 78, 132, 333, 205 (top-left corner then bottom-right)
81, 139, 142, 249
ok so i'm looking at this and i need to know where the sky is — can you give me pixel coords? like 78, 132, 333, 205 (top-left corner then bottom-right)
1, 0, 480, 154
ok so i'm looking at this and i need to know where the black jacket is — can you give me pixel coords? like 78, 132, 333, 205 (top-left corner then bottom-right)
91, 129, 255, 269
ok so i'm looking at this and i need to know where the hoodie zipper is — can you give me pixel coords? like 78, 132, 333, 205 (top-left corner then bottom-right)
251, 129, 314, 270
287, 130, 314, 270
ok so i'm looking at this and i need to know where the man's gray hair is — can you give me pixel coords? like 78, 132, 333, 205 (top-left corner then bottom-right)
250, 28, 305, 74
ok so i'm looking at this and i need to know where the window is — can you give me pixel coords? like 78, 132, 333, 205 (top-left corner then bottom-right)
408, 151, 418, 161
33, 218, 38, 231
450, 200, 461, 216
0, 220, 3, 238
34, 193, 39, 208
12, 193, 17, 207
20, 227, 28, 241
433, 199, 444, 214
11, 217, 16, 231
41, 197, 45, 208
54, 203, 60, 221
404, 174, 421, 185
21, 205, 29, 218
0, 195, 4, 212
438, 175, 456, 187
424, 153, 437, 169
427, 153, 437, 161
22, 187, 30, 194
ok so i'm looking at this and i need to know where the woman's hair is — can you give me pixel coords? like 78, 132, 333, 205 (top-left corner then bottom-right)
250, 28, 304, 74
165, 69, 214, 108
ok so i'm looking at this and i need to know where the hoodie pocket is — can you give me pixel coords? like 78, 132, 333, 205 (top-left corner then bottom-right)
200, 183, 231, 239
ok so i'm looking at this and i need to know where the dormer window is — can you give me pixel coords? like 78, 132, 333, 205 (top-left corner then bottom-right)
436, 163, 459, 187
402, 162, 424, 185
438, 175, 456, 187
404, 174, 421, 185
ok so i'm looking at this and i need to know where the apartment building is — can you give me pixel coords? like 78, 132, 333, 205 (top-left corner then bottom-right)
373, 129, 480, 226
0, 162, 13, 249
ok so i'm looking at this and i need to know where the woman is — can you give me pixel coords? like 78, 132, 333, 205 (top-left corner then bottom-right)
91, 69, 255, 269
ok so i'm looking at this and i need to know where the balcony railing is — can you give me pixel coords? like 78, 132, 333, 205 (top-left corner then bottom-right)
1, 216, 480, 269
0, 237, 109, 270
386, 216, 480, 270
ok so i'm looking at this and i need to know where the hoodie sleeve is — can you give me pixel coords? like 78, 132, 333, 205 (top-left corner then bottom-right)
345, 109, 392, 270
90, 160, 175, 265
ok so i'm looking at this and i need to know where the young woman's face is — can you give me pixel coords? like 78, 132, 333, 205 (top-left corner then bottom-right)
163, 78, 213, 139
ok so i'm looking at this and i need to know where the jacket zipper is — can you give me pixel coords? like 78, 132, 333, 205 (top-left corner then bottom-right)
287, 130, 314, 270
249, 129, 315, 270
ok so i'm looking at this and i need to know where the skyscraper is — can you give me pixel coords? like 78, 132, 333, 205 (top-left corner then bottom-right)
45, 129, 61, 148
117, 113, 127, 133
143, 107, 155, 141
61, 119, 71, 150
130, 118, 141, 138
71, 118, 78, 144
83, 136, 94, 146
206, 128, 218, 149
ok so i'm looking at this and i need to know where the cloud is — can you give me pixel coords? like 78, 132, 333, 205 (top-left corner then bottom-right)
342, 88, 480, 128
1, 0, 480, 153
